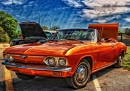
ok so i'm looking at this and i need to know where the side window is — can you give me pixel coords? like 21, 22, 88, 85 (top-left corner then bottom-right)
86, 30, 95, 41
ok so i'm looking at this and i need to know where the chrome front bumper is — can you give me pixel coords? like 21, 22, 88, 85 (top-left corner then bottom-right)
1, 62, 72, 72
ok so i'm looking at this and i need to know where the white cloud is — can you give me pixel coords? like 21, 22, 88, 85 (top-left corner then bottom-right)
62, 0, 130, 22
121, 26, 130, 28
93, 19, 107, 23
124, 18, 130, 22
81, 0, 130, 18
62, 0, 82, 7
82, 0, 129, 7
82, 7, 130, 18
1, 0, 27, 5
92, 16, 117, 23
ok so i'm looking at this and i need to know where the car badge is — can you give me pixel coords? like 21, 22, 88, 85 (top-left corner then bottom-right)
20, 55, 27, 59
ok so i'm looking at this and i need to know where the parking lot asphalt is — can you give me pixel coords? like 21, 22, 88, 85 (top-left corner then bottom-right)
0, 44, 130, 91
96, 67, 130, 91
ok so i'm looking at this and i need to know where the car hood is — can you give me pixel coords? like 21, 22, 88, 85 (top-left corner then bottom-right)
20, 22, 47, 39
4, 40, 84, 56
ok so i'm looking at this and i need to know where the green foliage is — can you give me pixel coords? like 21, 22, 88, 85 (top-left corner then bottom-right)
50, 26, 60, 30
50, 26, 55, 30
118, 29, 123, 33
0, 11, 19, 41
123, 46, 130, 69
16, 30, 22, 37
0, 26, 10, 42
42, 26, 48, 30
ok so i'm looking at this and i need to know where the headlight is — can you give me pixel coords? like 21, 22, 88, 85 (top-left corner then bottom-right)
44, 57, 67, 67
8, 55, 14, 62
3, 54, 14, 62
58, 58, 66, 67
47, 57, 56, 67
4, 54, 10, 62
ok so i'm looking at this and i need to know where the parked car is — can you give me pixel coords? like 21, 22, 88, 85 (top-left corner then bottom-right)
10, 22, 56, 46
2, 23, 126, 89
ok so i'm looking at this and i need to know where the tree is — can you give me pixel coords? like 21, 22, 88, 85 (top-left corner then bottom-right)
42, 26, 48, 30
118, 29, 123, 33
0, 11, 19, 40
0, 26, 10, 42
50, 26, 60, 30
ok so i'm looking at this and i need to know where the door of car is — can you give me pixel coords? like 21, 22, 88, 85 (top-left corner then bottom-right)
95, 42, 115, 69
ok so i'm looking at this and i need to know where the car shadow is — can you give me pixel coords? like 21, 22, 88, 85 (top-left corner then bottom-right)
13, 76, 75, 91
91, 66, 117, 79
12, 67, 116, 91
13, 76, 97, 91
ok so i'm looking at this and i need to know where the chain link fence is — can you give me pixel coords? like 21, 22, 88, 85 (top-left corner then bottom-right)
118, 33, 130, 46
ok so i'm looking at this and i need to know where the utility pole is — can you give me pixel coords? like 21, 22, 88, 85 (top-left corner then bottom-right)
39, 14, 42, 25
50, 21, 53, 29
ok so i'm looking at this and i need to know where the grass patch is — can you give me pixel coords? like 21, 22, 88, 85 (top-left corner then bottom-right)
123, 46, 130, 69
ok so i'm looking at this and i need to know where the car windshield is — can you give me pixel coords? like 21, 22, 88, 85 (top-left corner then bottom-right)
45, 32, 52, 38
51, 29, 95, 41
25, 36, 46, 39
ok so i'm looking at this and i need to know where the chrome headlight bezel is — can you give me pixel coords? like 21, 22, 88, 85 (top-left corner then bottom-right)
3, 54, 10, 62
8, 55, 14, 62
46, 57, 56, 67
58, 58, 66, 67
3, 54, 14, 62
44, 56, 67, 67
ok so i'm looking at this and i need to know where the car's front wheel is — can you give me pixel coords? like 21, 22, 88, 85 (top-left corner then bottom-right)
16, 73, 35, 80
66, 59, 91, 89
114, 55, 123, 68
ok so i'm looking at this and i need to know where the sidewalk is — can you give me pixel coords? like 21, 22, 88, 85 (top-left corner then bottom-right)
0, 43, 10, 49
0, 43, 10, 58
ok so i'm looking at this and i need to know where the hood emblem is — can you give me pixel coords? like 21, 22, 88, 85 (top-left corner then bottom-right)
20, 55, 27, 59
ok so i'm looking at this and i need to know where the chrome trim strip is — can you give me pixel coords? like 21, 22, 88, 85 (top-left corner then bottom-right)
27, 56, 45, 58
92, 62, 117, 73
11, 55, 45, 58
1, 62, 72, 72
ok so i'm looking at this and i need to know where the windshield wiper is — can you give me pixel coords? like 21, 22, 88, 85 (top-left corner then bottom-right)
47, 39, 58, 42
66, 38, 78, 41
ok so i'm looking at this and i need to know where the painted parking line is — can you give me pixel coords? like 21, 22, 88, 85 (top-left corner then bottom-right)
4, 66, 14, 91
92, 74, 102, 91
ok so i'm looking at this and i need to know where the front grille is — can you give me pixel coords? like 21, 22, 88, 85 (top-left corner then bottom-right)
12, 55, 45, 64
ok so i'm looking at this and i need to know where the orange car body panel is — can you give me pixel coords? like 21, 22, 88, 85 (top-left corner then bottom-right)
3, 23, 127, 78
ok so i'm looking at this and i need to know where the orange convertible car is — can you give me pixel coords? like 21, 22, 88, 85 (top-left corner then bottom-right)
2, 23, 127, 88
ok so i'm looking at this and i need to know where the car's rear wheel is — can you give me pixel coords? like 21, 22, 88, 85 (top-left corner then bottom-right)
114, 55, 123, 68
16, 73, 35, 80
66, 59, 91, 89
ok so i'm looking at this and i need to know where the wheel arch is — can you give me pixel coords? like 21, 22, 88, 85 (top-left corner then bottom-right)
78, 55, 94, 71
120, 49, 125, 57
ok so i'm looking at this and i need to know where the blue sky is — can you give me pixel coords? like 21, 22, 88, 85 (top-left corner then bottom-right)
0, 0, 130, 30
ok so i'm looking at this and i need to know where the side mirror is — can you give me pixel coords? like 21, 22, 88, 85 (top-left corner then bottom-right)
97, 39, 102, 44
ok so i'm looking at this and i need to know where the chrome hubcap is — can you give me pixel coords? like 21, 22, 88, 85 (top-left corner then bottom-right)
119, 56, 122, 66
76, 65, 87, 82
